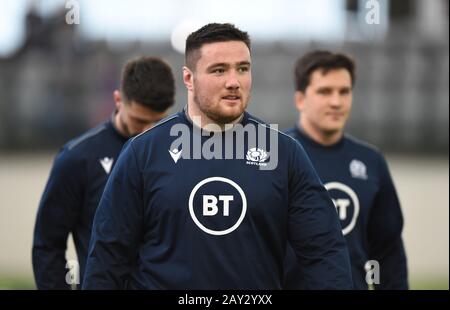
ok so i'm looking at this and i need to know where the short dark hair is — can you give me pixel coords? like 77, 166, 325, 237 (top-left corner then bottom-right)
294, 51, 356, 92
121, 56, 175, 112
185, 23, 251, 70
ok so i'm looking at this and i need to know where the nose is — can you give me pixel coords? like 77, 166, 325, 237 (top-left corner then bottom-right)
329, 92, 342, 108
225, 71, 240, 90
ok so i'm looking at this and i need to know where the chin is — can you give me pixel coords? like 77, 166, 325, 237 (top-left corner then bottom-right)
322, 126, 343, 136
220, 106, 245, 119
217, 114, 242, 124
325, 121, 345, 131
211, 111, 241, 124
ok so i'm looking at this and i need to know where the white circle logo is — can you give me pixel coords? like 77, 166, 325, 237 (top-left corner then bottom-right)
325, 182, 360, 236
189, 177, 247, 236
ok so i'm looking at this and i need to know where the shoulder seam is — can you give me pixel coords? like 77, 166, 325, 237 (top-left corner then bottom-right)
345, 134, 380, 153
67, 124, 108, 150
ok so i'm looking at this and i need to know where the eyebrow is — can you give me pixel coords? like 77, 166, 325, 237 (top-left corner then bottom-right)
317, 86, 352, 90
206, 61, 251, 70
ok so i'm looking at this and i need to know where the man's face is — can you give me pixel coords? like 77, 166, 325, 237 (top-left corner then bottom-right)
297, 68, 353, 137
185, 41, 252, 124
115, 95, 168, 137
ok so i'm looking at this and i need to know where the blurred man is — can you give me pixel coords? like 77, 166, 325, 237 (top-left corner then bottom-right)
82, 23, 352, 290
32, 56, 176, 289
284, 51, 408, 289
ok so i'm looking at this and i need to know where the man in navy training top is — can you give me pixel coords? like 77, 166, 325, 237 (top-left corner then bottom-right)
32, 56, 176, 289
83, 23, 353, 290
284, 50, 408, 289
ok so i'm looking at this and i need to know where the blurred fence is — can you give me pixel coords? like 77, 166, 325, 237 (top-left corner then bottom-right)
0, 16, 448, 153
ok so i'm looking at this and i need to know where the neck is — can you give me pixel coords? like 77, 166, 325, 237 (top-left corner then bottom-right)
187, 100, 243, 132
113, 110, 129, 137
299, 118, 343, 146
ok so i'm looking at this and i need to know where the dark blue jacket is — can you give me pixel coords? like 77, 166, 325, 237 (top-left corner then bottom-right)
83, 111, 352, 290
32, 119, 128, 289
284, 127, 408, 290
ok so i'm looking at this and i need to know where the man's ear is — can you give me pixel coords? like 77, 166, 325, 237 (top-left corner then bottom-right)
183, 66, 194, 91
113, 90, 122, 110
294, 91, 306, 112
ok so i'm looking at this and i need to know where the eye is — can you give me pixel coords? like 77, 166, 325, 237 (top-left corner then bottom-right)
340, 89, 351, 95
237, 66, 249, 73
317, 88, 332, 95
211, 68, 225, 74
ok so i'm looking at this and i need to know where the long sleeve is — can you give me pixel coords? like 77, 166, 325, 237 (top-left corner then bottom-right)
287, 141, 353, 289
367, 156, 408, 289
32, 150, 84, 289
82, 142, 143, 289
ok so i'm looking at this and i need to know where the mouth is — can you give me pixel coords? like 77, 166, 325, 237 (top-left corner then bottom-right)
221, 95, 241, 102
326, 112, 344, 118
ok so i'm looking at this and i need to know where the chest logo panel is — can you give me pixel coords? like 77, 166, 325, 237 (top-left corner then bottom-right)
99, 157, 114, 174
246, 147, 269, 167
349, 159, 368, 180
169, 148, 183, 163
325, 182, 360, 236
189, 177, 247, 236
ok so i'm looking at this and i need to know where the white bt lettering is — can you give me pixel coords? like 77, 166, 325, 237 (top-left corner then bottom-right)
203, 195, 234, 216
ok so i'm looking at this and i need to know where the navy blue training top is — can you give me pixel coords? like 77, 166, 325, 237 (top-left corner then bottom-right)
83, 110, 353, 290
32, 119, 128, 289
284, 126, 408, 290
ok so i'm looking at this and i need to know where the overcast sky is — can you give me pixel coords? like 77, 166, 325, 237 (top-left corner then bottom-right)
0, 0, 349, 56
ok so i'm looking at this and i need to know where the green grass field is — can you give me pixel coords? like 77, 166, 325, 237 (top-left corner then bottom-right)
0, 274, 35, 290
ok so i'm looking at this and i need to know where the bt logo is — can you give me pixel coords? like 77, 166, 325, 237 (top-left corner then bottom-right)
325, 182, 360, 236
189, 177, 247, 236
203, 195, 234, 216
333, 198, 351, 221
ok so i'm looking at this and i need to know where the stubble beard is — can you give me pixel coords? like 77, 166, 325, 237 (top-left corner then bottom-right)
193, 91, 249, 126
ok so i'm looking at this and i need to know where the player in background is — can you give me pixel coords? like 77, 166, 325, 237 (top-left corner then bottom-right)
284, 50, 408, 289
32, 56, 176, 289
